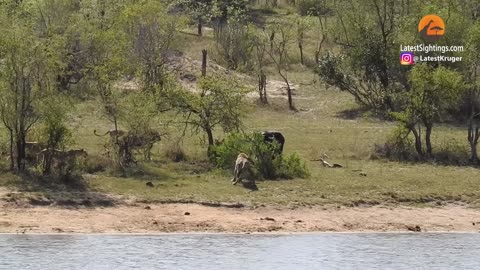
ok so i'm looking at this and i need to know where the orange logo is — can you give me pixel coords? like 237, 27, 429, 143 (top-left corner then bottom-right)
418, 14, 445, 42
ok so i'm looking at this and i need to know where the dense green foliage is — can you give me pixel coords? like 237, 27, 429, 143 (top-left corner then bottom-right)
212, 132, 309, 180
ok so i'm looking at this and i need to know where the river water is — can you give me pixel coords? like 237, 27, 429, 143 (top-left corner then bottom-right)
1, 233, 479, 269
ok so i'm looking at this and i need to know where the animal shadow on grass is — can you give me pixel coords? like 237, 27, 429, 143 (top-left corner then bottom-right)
242, 181, 259, 191
336, 107, 390, 121
336, 107, 369, 120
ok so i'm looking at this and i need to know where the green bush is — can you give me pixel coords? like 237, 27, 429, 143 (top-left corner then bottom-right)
274, 153, 310, 179
211, 132, 309, 180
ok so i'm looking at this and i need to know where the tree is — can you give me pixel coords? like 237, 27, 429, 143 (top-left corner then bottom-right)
265, 18, 297, 110
296, 0, 332, 63
464, 22, 480, 163
122, 0, 179, 93
318, 0, 405, 112
294, 15, 313, 65
37, 95, 73, 175
0, 17, 54, 172
34, 0, 85, 92
252, 27, 269, 104
171, 75, 249, 156
314, 2, 330, 64
214, 21, 254, 70
210, 0, 250, 28
169, 0, 212, 36
72, 0, 130, 167
169, 0, 249, 36
392, 65, 465, 158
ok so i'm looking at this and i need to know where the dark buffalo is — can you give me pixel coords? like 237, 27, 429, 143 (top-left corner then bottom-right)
261, 131, 285, 155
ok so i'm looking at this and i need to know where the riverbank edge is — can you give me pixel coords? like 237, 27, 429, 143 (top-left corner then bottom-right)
2, 203, 480, 234
1, 231, 480, 236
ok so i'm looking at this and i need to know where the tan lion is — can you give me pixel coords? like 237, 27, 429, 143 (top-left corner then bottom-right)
231, 153, 254, 185
117, 130, 162, 161
37, 149, 88, 171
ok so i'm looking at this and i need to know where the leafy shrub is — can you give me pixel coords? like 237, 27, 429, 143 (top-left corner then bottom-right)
211, 132, 309, 180
274, 153, 310, 179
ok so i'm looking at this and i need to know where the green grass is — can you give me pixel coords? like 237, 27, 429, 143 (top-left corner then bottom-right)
83, 158, 480, 207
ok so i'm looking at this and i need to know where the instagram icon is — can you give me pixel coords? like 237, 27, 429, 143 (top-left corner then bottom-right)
400, 52, 414, 65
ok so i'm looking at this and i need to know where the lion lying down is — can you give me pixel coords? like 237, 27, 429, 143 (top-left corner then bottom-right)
231, 153, 254, 186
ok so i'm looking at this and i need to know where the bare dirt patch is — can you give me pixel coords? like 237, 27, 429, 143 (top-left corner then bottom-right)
1, 202, 480, 234
113, 50, 304, 103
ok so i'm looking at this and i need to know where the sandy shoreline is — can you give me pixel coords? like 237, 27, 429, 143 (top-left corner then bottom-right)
2, 202, 480, 234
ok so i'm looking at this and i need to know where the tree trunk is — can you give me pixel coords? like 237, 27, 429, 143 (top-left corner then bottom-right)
205, 125, 214, 146
469, 134, 479, 163
262, 73, 267, 104
384, 95, 395, 112
425, 122, 433, 157
8, 130, 14, 171
299, 43, 304, 65
43, 149, 54, 175
114, 117, 119, 145
258, 72, 268, 104
411, 125, 424, 157
279, 72, 295, 111
316, 14, 327, 64
197, 19, 202, 36
270, 32, 275, 51
287, 85, 295, 110
258, 74, 263, 103
201, 49, 207, 77
468, 121, 480, 164
16, 130, 26, 172
205, 125, 215, 158
15, 139, 22, 172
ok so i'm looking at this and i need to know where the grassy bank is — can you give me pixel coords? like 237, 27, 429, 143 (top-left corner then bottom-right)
1, 83, 479, 208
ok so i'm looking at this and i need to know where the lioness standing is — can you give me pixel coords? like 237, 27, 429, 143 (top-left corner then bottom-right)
231, 153, 254, 185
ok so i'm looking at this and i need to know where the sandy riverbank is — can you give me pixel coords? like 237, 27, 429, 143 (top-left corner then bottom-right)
1, 202, 480, 234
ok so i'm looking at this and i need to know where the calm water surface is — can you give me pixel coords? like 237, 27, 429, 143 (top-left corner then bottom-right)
1, 233, 479, 269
